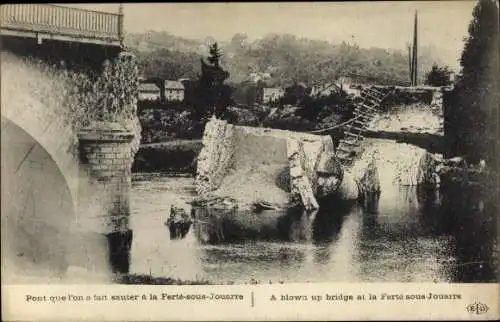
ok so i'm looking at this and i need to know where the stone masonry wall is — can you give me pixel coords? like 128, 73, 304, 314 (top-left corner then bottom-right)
234, 124, 333, 189
76, 122, 134, 274
287, 138, 319, 211
78, 122, 134, 233
195, 116, 236, 196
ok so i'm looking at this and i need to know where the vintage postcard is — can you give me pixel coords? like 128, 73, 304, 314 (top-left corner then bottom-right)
1, 1, 499, 321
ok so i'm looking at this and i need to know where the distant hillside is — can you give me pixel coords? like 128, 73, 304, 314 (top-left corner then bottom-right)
125, 31, 443, 86
125, 31, 206, 54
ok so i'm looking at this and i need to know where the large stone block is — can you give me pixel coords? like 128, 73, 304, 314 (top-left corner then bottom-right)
195, 117, 334, 211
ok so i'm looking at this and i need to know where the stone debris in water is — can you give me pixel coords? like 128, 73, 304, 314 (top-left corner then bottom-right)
350, 141, 430, 187
209, 163, 291, 208
350, 103, 443, 189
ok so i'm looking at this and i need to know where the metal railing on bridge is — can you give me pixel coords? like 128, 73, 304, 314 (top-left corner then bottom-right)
0, 4, 122, 46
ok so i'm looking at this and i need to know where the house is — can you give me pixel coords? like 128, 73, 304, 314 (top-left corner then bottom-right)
337, 76, 353, 89
336, 77, 363, 96
310, 83, 342, 97
164, 80, 185, 102
449, 72, 456, 83
262, 87, 285, 103
249, 72, 272, 83
138, 83, 161, 101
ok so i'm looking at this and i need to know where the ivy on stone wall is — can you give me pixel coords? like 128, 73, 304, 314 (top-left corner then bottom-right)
64, 52, 142, 156
3, 49, 142, 171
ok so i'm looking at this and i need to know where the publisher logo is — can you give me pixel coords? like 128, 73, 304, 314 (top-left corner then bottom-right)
467, 302, 489, 315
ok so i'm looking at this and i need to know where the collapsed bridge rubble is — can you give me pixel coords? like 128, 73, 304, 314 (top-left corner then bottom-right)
190, 86, 391, 213
182, 116, 383, 243
193, 116, 380, 212
175, 86, 449, 243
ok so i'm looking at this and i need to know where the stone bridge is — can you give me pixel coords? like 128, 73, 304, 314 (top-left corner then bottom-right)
1, 4, 136, 282
1, 4, 122, 47
1, 4, 123, 71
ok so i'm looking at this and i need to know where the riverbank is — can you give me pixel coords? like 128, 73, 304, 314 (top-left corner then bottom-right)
132, 139, 202, 173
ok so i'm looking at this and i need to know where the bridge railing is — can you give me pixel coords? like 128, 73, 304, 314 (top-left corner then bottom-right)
0, 4, 122, 43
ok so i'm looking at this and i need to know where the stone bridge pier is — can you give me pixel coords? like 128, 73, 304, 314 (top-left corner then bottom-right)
75, 122, 135, 275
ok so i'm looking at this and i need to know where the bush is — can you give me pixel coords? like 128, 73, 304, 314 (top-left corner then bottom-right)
225, 106, 265, 126
425, 64, 453, 87
138, 108, 198, 143
132, 140, 202, 173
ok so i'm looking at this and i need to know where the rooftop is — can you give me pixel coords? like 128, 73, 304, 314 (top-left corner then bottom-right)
139, 83, 160, 91
164, 80, 184, 90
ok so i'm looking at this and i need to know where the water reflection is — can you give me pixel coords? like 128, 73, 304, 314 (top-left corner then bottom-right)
130, 173, 497, 283
437, 181, 498, 283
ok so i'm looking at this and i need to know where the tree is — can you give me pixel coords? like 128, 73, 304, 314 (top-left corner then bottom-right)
193, 43, 233, 133
451, 0, 499, 164
280, 83, 309, 106
207, 42, 222, 67
425, 64, 453, 86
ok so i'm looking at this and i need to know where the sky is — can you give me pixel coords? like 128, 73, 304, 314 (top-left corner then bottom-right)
65, 1, 477, 70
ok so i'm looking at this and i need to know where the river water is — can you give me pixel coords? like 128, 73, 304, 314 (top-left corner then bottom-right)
130, 170, 497, 284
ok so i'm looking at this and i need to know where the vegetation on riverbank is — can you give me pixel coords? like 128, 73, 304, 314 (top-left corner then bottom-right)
137, 86, 438, 145
132, 139, 202, 173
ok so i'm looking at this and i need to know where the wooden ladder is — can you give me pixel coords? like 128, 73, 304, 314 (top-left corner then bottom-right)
335, 87, 387, 166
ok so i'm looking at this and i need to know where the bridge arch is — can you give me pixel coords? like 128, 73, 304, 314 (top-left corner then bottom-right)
1, 115, 77, 280
0, 49, 82, 211
0, 111, 80, 212
0, 50, 87, 280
